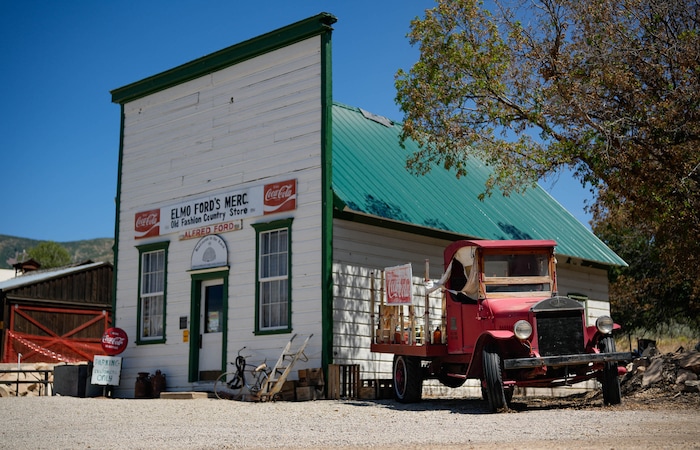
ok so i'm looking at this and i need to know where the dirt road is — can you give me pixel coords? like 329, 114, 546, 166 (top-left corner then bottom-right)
1, 394, 698, 449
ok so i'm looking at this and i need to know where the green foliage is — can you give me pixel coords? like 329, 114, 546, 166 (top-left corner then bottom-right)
0, 235, 114, 269
27, 241, 72, 269
593, 204, 699, 332
396, 0, 700, 331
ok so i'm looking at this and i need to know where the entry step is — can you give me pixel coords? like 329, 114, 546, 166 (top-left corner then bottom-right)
159, 391, 209, 400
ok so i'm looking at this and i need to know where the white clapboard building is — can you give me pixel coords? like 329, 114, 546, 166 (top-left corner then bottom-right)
110, 13, 625, 397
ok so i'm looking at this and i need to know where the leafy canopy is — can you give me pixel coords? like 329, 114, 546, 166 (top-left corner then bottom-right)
28, 241, 72, 269
396, 0, 700, 327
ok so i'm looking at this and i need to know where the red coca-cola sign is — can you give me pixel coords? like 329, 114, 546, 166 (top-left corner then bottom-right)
135, 209, 160, 239
101, 327, 128, 355
264, 179, 296, 214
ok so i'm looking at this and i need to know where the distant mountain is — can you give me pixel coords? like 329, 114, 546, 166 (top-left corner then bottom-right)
0, 235, 114, 269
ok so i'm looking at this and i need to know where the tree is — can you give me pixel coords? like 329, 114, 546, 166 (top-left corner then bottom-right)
593, 206, 699, 331
395, 0, 700, 326
28, 241, 72, 269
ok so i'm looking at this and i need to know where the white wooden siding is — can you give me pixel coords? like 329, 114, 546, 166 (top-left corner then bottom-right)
332, 220, 451, 380
114, 37, 324, 396
557, 261, 612, 325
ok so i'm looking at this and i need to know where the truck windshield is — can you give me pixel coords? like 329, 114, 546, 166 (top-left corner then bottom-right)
483, 253, 551, 293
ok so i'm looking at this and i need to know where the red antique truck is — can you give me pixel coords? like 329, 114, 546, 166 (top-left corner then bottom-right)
370, 239, 631, 412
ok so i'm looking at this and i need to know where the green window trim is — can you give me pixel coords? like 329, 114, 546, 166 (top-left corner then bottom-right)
252, 218, 293, 335
136, 241, 169, 345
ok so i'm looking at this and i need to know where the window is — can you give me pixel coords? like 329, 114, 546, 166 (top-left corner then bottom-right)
252, 219, 292, 334
483, 252, 551, 294
137, 242, 169, 343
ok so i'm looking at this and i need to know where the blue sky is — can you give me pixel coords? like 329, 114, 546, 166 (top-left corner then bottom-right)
0, 1, 592, 242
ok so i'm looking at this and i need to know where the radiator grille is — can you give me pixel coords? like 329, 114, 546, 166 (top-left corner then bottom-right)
536, 312, 585, 356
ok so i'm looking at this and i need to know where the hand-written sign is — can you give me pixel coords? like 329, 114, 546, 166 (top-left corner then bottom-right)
385, 264, 413, 305
91, 356, 122, 386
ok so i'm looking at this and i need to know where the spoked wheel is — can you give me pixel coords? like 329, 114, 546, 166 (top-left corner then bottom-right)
599, 336, 622, 405
482, 343, 508, 412
214, 372, 244, 400
249, 370, 270, 398
393, 355, 422, 403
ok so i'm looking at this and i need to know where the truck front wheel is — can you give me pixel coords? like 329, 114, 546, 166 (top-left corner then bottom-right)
393, 355, 422, 403
482, 344, 508, 412
599, 336, 622, 405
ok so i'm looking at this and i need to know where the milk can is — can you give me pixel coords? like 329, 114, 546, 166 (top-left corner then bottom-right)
151, 370, 166, 398
135, 372, 152, 398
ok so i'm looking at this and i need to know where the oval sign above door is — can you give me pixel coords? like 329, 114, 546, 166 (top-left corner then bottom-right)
191, 234, 228, 270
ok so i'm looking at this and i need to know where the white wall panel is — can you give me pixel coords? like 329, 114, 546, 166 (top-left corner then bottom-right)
114, 37, 324, 396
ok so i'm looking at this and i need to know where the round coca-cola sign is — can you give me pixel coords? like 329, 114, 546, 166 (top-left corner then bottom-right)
101, 327, 128, 355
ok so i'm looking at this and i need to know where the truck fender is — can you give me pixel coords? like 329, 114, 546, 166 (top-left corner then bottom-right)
465, 331, 515, 380
585, 322, 623, 350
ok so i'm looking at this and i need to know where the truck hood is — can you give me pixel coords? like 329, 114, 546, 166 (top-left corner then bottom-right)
484, 296, 553, 316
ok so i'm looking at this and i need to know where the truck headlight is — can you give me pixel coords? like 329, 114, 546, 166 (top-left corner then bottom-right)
596, 315, 614, 334
514, 320, 533, 340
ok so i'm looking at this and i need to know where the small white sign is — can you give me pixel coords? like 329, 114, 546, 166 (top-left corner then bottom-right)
191, 234, 228, 270
385, 264, 413, 305
91, 356, 122, 386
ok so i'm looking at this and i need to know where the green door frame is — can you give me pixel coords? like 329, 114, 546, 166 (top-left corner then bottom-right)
188, 269, 229, 382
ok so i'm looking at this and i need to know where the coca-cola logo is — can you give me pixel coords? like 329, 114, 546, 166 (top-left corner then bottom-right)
101, 327, 128, 355
263, 180, 296, 214
265, 184, 293, 201
385, 264, 413, 304
387, 277, 412, 300
135, 209, 160, 239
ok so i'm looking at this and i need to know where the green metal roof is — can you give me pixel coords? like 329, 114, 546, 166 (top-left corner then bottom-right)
331, 103, 626, 267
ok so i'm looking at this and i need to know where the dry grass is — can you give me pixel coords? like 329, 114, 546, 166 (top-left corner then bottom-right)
616, 328, 700, 354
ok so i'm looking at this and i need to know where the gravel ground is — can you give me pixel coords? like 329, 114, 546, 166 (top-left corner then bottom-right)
2, 395, 699, 449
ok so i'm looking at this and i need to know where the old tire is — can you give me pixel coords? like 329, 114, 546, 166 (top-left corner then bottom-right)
600, 336, 622, 405
393, 355, 422, 403
483, 344, 508, 412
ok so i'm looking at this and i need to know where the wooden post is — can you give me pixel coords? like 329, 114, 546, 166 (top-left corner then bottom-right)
424, 258, 430, 345
370, 271, 375, 343
441, 291, 447, 344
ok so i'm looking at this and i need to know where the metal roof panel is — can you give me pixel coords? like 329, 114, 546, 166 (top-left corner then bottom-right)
331, 103, 626, 266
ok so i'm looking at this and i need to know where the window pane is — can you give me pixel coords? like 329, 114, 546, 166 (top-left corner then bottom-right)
139, 248, 166, 340
256, 223, 290, 331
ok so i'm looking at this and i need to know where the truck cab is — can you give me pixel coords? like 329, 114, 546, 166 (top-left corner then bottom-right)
370, 239, 631, 412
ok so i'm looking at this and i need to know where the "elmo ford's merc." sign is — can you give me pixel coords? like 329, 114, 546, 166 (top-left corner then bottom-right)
134, 179, 296, 239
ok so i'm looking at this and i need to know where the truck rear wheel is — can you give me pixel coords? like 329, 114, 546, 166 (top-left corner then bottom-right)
393, 355, 422, 403
483, 344, 508, 412
600, 336, 622, 405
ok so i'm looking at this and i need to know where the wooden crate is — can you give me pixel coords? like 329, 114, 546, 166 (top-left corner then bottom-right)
298, 368, 324, 387
277, 380, 296, 401
359, 379, 377, 400
295, 385, 320, 401
376, 379, 394, 399
327, 364, 360, 400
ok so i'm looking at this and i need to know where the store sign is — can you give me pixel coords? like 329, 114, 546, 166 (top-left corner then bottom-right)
134, 179, 297, 239
179, 220, 241, 240
191, 235, 228, 270
91, 355, 122, 386
385, 264, 413, 305
101, 327, 128, 355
